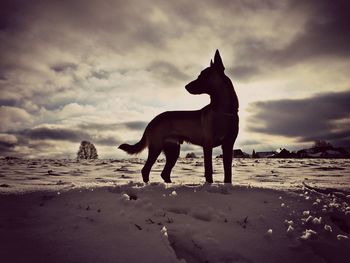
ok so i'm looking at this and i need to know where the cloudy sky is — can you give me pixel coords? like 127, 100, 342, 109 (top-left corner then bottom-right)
1, 0, 350, 158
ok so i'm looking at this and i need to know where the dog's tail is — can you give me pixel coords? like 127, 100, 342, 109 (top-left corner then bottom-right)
118, 132, 147, 155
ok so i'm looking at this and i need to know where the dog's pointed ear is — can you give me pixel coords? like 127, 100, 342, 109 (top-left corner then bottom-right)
214, 49, 225, 71
210, 59, 214, 67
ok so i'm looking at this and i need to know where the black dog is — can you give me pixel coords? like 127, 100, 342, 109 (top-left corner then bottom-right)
119, 50, 239, 184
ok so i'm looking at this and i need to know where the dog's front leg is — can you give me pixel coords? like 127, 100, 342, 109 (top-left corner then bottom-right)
203, 147, 213, 183
222, 142, 233, 183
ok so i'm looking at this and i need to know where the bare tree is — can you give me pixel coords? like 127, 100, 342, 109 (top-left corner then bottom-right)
77, 141, 98, 160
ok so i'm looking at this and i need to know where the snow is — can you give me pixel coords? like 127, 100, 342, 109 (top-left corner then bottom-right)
1, 158, 350, 193
266, 229, 273, 236
324, 224, 332, 232
337, 234, 349, 241
170, 190, 177, 197
301, 229, 317, 240
284, 219, 294, 226
161, 226, 169, 237
286, 225, 294, 234
191, 205, 214, 222
303, 210, 310, 216
303, 215, 313, 223
312, 217, 322, 225
1, 158, 350, 262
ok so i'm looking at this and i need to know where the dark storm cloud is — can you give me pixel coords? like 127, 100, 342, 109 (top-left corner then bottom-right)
0, 0, 301, 56
90, 70, 109, 80
0, 0, 173, 51
228, 65, 262, 81
0, 134, 19, 156
0, 0, 31, 32
0, 71, 6, 80
247, 90, 350, 146
78, 123, 119, 131
94, 136, 120, 146
233, 0, 350, 78
282, 0, 350, 60
147, 61, 189, 83
123, 121, 148, 131
239, 139, 261, 146
78, 121, 147, 131
51, 62, 78, 73
22, 127, 90, 142
0, 0, 201, 109
0, 141, 15, 149
0, 99, 17, 107
0, 144, 16, 157
17, 127, 120, 145
0, 0, 170, 87
3, 0, 346, 86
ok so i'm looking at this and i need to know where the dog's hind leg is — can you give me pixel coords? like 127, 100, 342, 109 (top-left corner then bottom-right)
222, 142, 233, 183
222, 120, 239, 184
203, 147, 213, 183
141, 147, 161, 183
161, 142, 180, 183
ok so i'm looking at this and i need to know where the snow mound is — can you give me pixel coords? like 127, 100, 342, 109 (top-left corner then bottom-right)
301, 229, 317, 240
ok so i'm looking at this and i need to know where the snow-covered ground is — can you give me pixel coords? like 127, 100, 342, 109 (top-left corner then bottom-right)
0, 158, 349, 262
1, 158, 350, 193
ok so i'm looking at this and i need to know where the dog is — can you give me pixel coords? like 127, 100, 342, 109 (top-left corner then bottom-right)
119, 50, 239, 184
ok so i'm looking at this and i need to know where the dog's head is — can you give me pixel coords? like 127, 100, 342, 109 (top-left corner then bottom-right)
185, 49, 225, 95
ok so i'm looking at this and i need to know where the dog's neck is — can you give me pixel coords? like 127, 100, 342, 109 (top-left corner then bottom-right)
209, 75, 239, 114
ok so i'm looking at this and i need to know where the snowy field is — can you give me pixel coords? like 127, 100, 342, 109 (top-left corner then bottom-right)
0, 158, 350, 262
1, 158, 350, 193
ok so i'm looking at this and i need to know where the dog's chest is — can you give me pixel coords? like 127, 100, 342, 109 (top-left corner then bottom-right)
214, 114, 236, 141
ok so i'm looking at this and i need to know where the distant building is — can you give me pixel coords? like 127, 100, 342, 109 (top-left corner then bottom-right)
255, 151, 277, 158
269, 148, 295, 158
246, 143, 349, 159
296, 145, 349, 158
216, 149, 250, 159
233, 149, 250, 158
